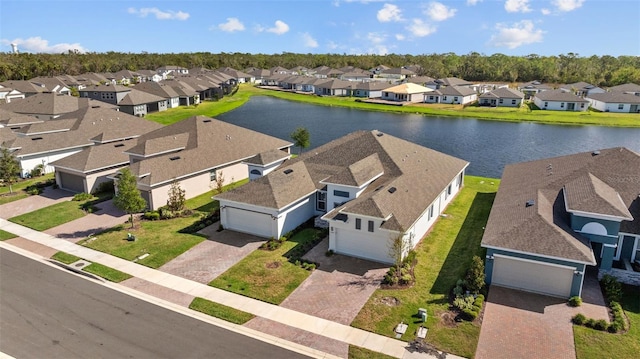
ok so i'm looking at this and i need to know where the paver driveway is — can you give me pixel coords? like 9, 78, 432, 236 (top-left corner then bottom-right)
0, 187, 70, 218
476, 278, 608, 359
281, 238, 388, 325
45, 200, 128, 242
158, 224, 264, 283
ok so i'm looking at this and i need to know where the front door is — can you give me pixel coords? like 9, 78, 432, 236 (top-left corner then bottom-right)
567, 103, 576, 111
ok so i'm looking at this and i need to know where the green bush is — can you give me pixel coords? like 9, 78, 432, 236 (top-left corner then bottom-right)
473, 295, 484, 311
453, 295, 475, 311
92, 181, 114, 195
143, 211, 160, 220
585, 318, 596, 328
568, 296, 582, 307
608, 321, 622, 333
572, 313, 586, 325
610, 301, 628, 332
465, 255, 486, 294
461, 308, 478, 321
594, 319, 608, 331
73, 192, 93, 201
403, 250, 417, 265
600, 274, 623, 303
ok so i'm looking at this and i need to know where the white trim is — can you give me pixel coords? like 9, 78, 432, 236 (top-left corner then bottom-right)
319, 171, 384, 189
53, 161, 129, 175
613, 235, 624, 261
632, 237, 639, 263
16, 143, 93, 158
123, 146, 186, 159
567, 208, 632, 222
493, 253, 578, 271
482, 244, 596, 265
574, 229, 619, 238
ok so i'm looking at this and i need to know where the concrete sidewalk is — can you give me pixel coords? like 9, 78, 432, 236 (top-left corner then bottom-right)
0, 219, 457, 359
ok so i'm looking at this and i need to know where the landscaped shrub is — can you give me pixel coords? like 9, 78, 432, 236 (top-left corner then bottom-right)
453, 295, 475, 311
73, 192, 93, 201
610, 301, 628, 332
600, 274, 623, 303
461, 308, 478, 321
465, 255, 485, 294
473, 295, 484, 311
585, 318, 596, 328
594, 319, 608, 331
572, 313, 586, 325
92, 180, 114, 195
568, 296, 582, 307
143, 211, 160, 221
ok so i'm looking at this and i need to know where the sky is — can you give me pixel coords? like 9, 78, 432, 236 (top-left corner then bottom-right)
1, 0, 638, 57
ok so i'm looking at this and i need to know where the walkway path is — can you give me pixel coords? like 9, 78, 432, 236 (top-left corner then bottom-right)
0, 218, 457, 359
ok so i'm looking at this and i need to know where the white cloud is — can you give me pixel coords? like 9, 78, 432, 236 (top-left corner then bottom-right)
1, 36, 88, 53
327, 41, 339, 50
541, 8, 551, 15
127, 7, 189, 20
504, 0, 532, 13
467, 0, 482, 5
552, 0, 585, 12
267, 20, 289, 35
426, 2, 457, 21
407, 19, 437, 37
489, 20, 543, 49
302, 33, 318, 48
395, 34, 405, 41
368, 45, 389, 55
377, 4, 403, 22
218, 18, 245, 32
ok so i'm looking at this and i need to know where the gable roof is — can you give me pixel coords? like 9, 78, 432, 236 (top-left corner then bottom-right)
244, 149, 290, 166
50, 139, 137, 174
217, 130, 469, 232
534, 89, 589, 103
118, 89, 166, 106
482, 147, 640, 263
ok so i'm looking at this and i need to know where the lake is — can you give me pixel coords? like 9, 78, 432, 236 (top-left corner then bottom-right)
217, 96, 640, 178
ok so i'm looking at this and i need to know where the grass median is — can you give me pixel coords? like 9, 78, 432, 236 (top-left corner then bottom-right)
51, 251, 132, 283
0, 230, 16, 241
351, 176, 498, 358
189, 297, 255, 324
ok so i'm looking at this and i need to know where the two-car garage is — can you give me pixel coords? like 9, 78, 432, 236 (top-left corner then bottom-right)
222, 207, 274, 238
490, 254, 577, 298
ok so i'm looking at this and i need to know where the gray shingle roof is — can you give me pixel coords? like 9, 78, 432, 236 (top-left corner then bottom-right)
608, 83, 640, 93
534, 89, 589, 102
0, 93, 85, 116
50, 139, 137, 173
564, 173, 633, 219
436, 86, 476, 96
482, 147, 640, 263
118, 89, 166, 106
244, 149, 290, 166
479, 87, 525, 99
587, 92, 640, 104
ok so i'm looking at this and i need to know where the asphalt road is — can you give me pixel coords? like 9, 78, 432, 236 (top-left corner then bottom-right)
0, 248, 310, 359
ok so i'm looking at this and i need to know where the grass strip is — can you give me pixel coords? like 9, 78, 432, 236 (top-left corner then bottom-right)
189, 297, 255, 324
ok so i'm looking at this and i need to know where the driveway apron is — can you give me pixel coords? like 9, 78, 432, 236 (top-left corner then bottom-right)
0, 187, 71, 218
44, 200, 128, 243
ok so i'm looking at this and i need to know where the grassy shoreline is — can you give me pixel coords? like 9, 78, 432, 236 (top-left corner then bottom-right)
146, 84, 640, 128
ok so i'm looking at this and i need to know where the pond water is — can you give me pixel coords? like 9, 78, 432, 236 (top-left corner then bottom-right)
217, 96, 640, 178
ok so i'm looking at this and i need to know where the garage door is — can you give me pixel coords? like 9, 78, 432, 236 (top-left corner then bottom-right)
334, 228, 392, 264
58, 171, 85, 193
224, 207, 272, 238
492, 254, 574, 298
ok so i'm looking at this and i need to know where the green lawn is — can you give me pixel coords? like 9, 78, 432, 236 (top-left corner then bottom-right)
9, 200, 87, 231
79, 216, 205, 269
348, 345, 397, 359
50, 251, 132, 282
189, 297, 255, 324
0, 230, 16, 241
209, 227, 321, 304
51, 251, 81, 264
184, 179, 249, 214
0, 173, 55, 205
574, 285, 640, 359
351, 176, 499, 358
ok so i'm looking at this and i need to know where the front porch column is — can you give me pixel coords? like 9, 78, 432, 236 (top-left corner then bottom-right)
600, 244, 616, 270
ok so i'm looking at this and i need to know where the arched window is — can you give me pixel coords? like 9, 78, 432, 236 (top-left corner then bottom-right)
250, 169, 261, 176
581, 222, 608, 236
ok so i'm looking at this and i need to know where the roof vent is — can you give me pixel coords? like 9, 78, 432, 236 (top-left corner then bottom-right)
114, 143, 125, 148
169, 156, 181, 161
203, 119, 212, 123
31, 137, 43, 141
284, 169, 293, 175
388, 187, 397, 194
374, 185, 384, 191
376, 132, 384, 137
592, 150, 600, 156
525, 200, 535, 207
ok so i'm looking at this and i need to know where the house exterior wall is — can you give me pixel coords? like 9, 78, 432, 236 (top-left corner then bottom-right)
495, 98, 522, 107
168, 97, 180, 108
247, 160, 285, 181
484, 247, 586, 298
328, 214, 396, 264
326, 184, 359, 212
277, 195, 316, 237
439, 94, 477, 105
19, 148, 85, 177
424, 94, 441, 103
85, 168, 119, 194
534, 97, 588, 111
587, 98, 639, 113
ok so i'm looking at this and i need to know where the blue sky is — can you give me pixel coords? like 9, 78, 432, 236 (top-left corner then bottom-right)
1, 0, 638, 56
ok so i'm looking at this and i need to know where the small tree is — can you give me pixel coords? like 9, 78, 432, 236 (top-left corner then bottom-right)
388, 232, 411, 269
290, 127, 310, 155
212, 170, 225, 194
465, 255, 486, 294
113, 168, 147, 229
166, 179, 186, 212
0, 148, 20, 194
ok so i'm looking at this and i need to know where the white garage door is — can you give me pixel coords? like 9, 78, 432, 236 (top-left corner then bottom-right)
492, 254, 574, 298
224, 207, 272, 238
334, 229, 392, 264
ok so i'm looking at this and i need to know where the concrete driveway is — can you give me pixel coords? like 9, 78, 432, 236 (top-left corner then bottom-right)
281, 237, 388, 325
45, 200, 129, 243
476, 276, 609, 359
158, 224, 265, 284
0, 187, 71, 218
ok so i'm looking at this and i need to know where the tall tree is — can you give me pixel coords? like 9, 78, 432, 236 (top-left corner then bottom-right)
290, 127, 310, 155
113, 168, 147, 229
0, 148, 20, 194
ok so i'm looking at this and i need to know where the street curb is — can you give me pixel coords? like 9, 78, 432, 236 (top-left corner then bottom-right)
47, 259, 105, 282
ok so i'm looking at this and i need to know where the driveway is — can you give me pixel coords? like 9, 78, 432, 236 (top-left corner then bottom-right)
476, 276, 609, 359
0, 187, 71, 218
45, 200, 129, 243
158, 224, 264, 284
280, 237, 388, 325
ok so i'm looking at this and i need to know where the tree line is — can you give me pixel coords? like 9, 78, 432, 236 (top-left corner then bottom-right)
1, 51, 639, 86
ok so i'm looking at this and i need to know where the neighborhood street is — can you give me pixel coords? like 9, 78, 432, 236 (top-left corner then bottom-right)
0, 248, 310, 359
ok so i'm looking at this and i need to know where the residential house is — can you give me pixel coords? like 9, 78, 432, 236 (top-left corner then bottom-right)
0, 108, 42, 130
350, 82, 389, 98
381, 83, 433, 103
218, 67, 255, 84
134, 82, 181, 109
434, 77, 473, 89
156, 66, 189, 78
28, 77, 72, 95
0, 80, 50, 97
125, 116, 292, 210
425, 86, 478, 105
406, 76, 435, 87
378, 67, 415, 81
112, 70, 143, 85
0, 92, 99, 120
586, 92, 640, 113
608, 83, 640, 96
160, 80, 200, 106
137, 69, 164, 83
314, 79, 352, 96
0, 86, 25, 103
479, 88, 525, 107
245, 68, 271, 84
216, 130, 469, 264
471, 83, 509, 94
533, 89, 589, 111
482, 147, 640, 298
559, 82, 605, 98
172, 75, 222, 100
117, 89, 168, 116
78, 84, 131, 106
518, 80, 552, 99
314, 66, 343, 79
340, 72, 372, 82
4, 106, 160, 177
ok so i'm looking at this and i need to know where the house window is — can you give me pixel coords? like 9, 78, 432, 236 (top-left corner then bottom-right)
499, 99, 504, 104
316, 191, 326, 212
512, 99, 517, 104
428, 205, 434, 220
443, 96, 448, 101
581, 103, 585, 108
544, 102, 548, 107
355, 218, 361, 230
334, 190, 349, 198
561, 102, 564, 108
454, 97, 459, 102
618, 104, 624, 110
368, 220, 374, 232
250, 169, 261, 176
429, 96, 434, 100
209, 170, 217, 181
